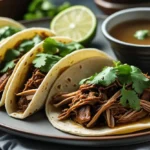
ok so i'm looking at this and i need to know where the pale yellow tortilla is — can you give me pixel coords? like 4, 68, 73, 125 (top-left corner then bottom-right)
5, 36, 74, 119
0, 17, 25, 44
0, 28, 55, 107
0, 17, 25, 29
45, 51, 150, 136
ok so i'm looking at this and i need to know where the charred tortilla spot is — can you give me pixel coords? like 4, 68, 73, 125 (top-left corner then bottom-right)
57, 84, 61, 89
15, 40, 22, 48
65, 84, 68, 87
24, 62, 27, 66
41, 32, 49, 38
37, 48, 42, 53
73, 84, 77, 87
79, 65, 82, 69
63, 41, 67, 44
67, 78, 71, 82
30, 53, 33, 57
70, 61, 74, 64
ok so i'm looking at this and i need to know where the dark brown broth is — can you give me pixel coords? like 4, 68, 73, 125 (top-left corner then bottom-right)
109, 20, 150, 45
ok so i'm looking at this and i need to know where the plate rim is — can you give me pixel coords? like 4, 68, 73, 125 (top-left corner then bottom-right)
0, 117, 150, 141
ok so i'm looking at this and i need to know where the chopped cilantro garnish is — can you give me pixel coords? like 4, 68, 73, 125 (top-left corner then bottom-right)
80, 61, 150, 110
134, 30, 149, 40
0, 35, 43, 73
24, 0, 71, 20
120, 86, 140, 111
32, 37, 83, 73
18, 35, 43, 53
33, 54, 61, 73
43, 38, 84, 56
0, 60, 15, 73
0, 26, 20, 41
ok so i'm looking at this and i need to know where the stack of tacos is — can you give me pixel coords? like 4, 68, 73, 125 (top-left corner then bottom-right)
0, 28, 55, 107
5, 36, 84, 119
45, 50, 150, 136
0, 17, 25, 42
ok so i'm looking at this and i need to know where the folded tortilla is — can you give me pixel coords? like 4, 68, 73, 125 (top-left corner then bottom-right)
0, 28, 55, 107
5, 36, 77, 119
0, 17, 25, 43
0, 17, 25, 29
45, 50, 150, 136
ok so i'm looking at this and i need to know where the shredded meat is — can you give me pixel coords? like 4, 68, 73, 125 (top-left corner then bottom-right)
17, 69, 45, 112
0, 70, 12, 93
73, 105, 91, 125
51, 80, 150, 128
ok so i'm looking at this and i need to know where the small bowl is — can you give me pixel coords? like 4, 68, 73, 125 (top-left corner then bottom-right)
94, 0, 150, 15
104, 0, 147, 4
101, 8, 150, 73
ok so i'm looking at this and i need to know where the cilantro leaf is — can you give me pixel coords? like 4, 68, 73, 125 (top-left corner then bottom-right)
79, 73, 98, 85
43, 37, 84, 56
131, 66, 150, 94
43, 38, 58, 54
18, 35, 42, 53
32, 53, 61, 73
59, 42, 84, 57
32, 53, 47, 68
115, 64, 132, 84
33, 35, 43, 45
0, 50, 20, 73
116, 64, 131, 75
120, 86, 140, 111
80, 67, 117, 86
0, 60, 15, 73
4, 49, 20, 61
134, 30, 149, 40
18, 40, 34, 53
0, 26, 20, 41
24, 0, 70, 20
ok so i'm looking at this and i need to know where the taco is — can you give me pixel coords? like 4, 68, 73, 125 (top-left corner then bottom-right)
5, 36, 84, 119
0, 17, 25, 42
46, 52, 150, 136
0, 28, 55, 107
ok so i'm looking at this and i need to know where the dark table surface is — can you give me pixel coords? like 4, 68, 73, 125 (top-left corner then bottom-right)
1, 0, 150, 149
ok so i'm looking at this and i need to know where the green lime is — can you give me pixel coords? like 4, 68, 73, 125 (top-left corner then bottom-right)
50, 5, 97, 44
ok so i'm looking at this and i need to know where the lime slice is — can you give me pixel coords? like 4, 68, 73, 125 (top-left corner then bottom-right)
51, 6, 97, 44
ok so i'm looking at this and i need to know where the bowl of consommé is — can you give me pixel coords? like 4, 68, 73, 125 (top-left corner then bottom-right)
102, 7, 150, 73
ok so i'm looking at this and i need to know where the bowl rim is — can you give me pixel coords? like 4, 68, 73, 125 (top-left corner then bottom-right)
101, 7, 150, 47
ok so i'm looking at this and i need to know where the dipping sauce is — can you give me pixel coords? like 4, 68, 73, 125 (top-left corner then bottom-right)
109, 20, 150, 45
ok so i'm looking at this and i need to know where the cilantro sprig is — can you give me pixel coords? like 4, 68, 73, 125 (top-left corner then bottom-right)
134, 30, 150, 40
0, 35, 43, 73
32, 38, 83, 73
24, 0, 71, 20
0, 26, 20, 41
80, 61, 150, 110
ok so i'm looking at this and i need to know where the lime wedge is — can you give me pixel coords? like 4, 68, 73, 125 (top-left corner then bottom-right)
50, 6, 97, 44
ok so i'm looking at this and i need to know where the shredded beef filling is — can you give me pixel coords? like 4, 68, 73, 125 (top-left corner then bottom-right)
51, 82, 150, 128
17, 69, 45, 112
0, 58, 21, 99
0, 70, 13, 99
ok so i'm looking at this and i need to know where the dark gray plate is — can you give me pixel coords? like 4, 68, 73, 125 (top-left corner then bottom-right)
1, 18, 150, 147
